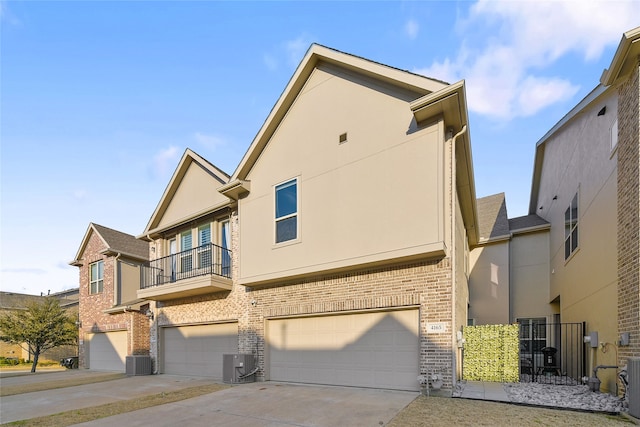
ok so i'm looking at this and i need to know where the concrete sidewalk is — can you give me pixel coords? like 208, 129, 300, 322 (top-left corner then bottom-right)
457, 380, 510, 402
0, 371, 218, 424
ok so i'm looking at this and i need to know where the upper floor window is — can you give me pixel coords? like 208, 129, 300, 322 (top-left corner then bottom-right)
198, 224, 211, 268
275, 178, 298, 243
181, 230, 193, 272
611, 118, 618, 152
564, 193, 578, 260
90, 260, 104, 294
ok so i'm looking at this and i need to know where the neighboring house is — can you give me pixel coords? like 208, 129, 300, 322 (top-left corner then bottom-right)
0, 289, 79, 362
469, 27, 640, 394
70, 223, 149, 371
469, 193, 551, 327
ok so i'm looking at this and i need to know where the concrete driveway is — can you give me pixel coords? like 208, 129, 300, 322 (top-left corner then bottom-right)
1, 371, 418, 426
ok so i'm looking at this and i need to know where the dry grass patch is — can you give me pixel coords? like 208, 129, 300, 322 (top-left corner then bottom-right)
0, 373, 126, 397
4, 383, 228, 427
388, 396, 634, 427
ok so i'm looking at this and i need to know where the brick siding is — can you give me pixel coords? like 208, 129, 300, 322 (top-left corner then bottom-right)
617, 54, 640, 368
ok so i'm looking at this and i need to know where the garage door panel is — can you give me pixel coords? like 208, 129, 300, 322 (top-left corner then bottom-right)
88, 331, 127, 372
162, 323, 237, 378
268, 309, 419, 391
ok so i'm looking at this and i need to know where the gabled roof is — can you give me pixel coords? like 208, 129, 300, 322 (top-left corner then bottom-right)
70, 223, 148, 266
221, 43, 478, 246
601, 26, 640, 86
140, 149, 231, 239
476, 193, 510, 243
227, 44, 448, 184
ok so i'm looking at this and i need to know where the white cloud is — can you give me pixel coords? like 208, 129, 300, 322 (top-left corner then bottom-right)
152, 146, 181, 178
0, 1, 21, 26
263, 53, 278, 71
285, 35, 313, 67
73, 189, 88, 200
193, 132, 226, 150
418, 0, 640, 120
405, 19, 419, 40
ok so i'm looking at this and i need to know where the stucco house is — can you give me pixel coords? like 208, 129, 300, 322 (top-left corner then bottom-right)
468, 27, 640, 395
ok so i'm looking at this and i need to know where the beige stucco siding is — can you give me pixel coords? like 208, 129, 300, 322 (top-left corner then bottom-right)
158, 162, 228, 230
510, 231, 554, 322
535, 89, 618, 392
469, 242, 510, 325
238, 64, 445, 285
117, 260, 142, 305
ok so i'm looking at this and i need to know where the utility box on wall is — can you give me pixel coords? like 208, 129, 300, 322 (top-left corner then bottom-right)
223, 354, 256, 384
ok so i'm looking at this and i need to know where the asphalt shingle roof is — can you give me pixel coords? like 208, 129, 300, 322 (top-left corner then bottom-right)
92, 223, 149, 260
509, 215, 549, 232
476, 193, 510, 241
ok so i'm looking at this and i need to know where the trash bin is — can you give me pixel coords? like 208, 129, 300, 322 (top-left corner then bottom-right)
60, 356, 78, 369
540, 347, 560, 375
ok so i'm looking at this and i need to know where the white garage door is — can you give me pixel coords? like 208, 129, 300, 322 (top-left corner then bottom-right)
161, 323, 238, 378
267, 309, 419, 391
87, 331, 127, 372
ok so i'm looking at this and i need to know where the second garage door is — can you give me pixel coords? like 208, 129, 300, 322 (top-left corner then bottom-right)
161, 322, 238, 378
267, 309, 419, 391
87, 331, 127, 372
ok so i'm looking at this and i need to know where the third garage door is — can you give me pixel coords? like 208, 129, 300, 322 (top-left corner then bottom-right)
161, 322, 238, 378
267, 309, 419, 390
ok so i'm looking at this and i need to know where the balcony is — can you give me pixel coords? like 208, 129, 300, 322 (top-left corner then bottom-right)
138, 243, 232, 301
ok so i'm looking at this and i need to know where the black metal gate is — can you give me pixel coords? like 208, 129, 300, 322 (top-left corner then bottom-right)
518, 320, 585, 385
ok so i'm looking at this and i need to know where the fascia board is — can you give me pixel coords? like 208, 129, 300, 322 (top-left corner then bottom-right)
601, 27, 640, 86
141, 149, 229, 236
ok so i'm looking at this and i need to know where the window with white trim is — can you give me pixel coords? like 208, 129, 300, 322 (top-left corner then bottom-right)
181, 230, 193, 272
611, 118, 618, 152
275, 179, 298, 243
198, 224, 211, 268
90, 260, 104, 294
564, 193, 578, 260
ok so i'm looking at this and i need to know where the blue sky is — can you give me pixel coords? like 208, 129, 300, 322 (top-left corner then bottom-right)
1, 1, 638, 295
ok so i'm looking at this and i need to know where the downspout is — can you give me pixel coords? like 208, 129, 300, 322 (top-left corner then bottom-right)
450, 125, 467, 389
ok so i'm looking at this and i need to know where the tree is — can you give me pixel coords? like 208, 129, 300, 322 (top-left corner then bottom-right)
0, 297, 77, 372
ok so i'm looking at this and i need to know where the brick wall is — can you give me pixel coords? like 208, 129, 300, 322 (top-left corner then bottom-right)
151, 218, 455, 392
617, 54, 640, 368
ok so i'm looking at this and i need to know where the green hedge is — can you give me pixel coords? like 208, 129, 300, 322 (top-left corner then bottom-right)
463, 324, 519, 382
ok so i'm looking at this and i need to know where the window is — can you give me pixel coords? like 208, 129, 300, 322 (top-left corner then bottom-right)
221, 220, 231, 276
611, 118, 618, 152
198, 224, 211, 268
518, 318, 547, 352
181, 230, 193, 272
275, 179, 298, 243
564, 193, 579, 260
90, 260, 104, 294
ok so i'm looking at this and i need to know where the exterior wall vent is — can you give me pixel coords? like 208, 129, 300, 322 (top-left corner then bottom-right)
126, 355, 152, 376
628, 357, 640, 418
223, 354, 256, 384
339, 133, 348, 144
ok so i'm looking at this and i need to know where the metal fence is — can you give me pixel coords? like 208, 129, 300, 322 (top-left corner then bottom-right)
141, 243, 231, 289
518, 320, 585, 385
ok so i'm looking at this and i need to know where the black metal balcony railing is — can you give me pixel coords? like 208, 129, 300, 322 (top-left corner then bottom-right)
141, 243, 231, 289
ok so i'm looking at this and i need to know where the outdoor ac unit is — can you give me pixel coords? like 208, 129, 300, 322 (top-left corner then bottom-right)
126, 355, 152, 376
223, 354, 256, 384
628, 357, 640, 418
